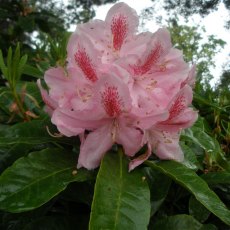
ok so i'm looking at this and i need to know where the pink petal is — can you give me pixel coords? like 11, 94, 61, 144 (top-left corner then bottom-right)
67, 33, 102, 82
77, 122, 113, 169
105, 2, 139, 51
51, 109, 108, 136
116, 118, 143, 157
181, 64, 196, 88
44, 67, 75, 108
158, 108, 198, 131
51, 109, 84, 137
157, 85, 198, 131
77, 19, 107, 51
129, 28, 172, 76
94, 74, 132, 117
129, 145, 152, 171
37, 79, 57, 115
149, 129, 184, 161
120, 32, 152, 57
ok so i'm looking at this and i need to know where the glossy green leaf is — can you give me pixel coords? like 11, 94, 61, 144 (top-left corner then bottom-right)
181, 142, 201, 170
0, 148, 93, 212
182, 127, 230, 171
145, 160, 230, 225
201, 172, 230, 185
189, 196, 210, 223
145, 167, 171, 216
89, 151, 150, 230
150, 214, 213, 230
0, 143, 32, 173
0, 119, 74, 146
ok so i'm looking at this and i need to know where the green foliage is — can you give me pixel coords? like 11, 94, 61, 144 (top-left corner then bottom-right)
167, 19, 226, 83
89, 150, 150, 230
0, 148, 93, 212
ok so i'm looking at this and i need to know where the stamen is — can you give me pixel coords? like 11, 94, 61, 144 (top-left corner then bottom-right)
46, 126, 63, 138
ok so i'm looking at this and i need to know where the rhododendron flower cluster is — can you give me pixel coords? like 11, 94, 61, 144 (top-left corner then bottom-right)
38, 2, 198, 171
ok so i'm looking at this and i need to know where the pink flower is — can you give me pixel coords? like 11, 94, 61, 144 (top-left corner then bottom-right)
129, 85, 198, 170
38, 2, 198, 171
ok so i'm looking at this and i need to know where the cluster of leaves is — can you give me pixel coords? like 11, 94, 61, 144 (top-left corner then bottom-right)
150, 0, 230, 28
167, 18, 226, 83
0, 0, 116, 57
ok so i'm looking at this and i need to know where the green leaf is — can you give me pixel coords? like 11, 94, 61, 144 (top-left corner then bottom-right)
18, 54, 28, 80
200, 224, 218, 230
201, 172, 230, 185
145, 167, 171, 216
145, 160, 230, 226
0, 50, 8, 78
182, 127, 230, 171
181, 142, 201, 170
23, 215, 89, 230
22, 64, 43, 78
89, 151, 150, 230
0, 119, 74, 146
189, 196, 210, 223
0, 143, 32, 173
150, 214, 213, 230
12, 43, 21, 84
0, 148, 93, 212
6, 47, 12, 83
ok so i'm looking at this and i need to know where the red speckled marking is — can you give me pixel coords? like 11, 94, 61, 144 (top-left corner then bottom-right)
74, 47, 98, 82
131, 43, 163, 75
101, 85, 122, 117
111, 14, 128, 51
167, 95, 186, 121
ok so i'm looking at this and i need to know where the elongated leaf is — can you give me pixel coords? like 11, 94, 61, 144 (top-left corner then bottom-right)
12, 44, 21, 84
150, 214, 216, 230
0, 143, 32, 173
0, 50, 8, 78
182, 127, 230, 171
90, 151, 150, 230
181, 142, 201, 170
0, 119, 74, 146
0, 148, 93, 212
201, 172, 230, 184
145, 167, 171, 216
145, 160, 230, 225
7, 47, 12, 82
189, 196, 210, 223
17, 54, 28, 80
22, 64, 42, 78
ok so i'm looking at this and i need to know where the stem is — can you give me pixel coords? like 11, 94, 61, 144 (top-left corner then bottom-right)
12, 87, 30, 121
118, 145, 124, 157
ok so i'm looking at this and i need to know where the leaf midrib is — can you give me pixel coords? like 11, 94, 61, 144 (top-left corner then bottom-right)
113, 151, 123, 230
1, 165, 73, 204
